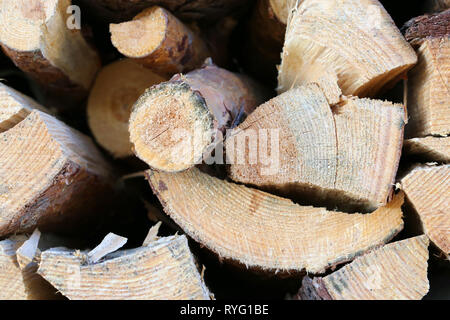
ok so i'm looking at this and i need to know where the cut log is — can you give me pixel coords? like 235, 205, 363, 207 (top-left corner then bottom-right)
146, 167, 404, 273
38, 233, 211, 300
403, 10, 449, 137
87, 59, 166, 158
110, 7, 211, 76
277, 0, 417, 99
404, 136, 450, 162
129, 63, 267, 172
0, 233, 57, 300
401, 164, 449, 255
0, 110, 114, 237
0, 82, 48, 132
243, 0, 286, 82
425, 0, 450, 13
296, 235, 430, 300
226, 84, 405, 212
0, 0, 101, 100
79, 0, 251, 23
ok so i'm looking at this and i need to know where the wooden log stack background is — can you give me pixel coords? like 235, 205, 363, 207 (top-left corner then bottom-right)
0, 0, 448, 300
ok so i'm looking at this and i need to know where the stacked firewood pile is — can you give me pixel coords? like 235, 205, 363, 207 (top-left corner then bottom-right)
0, 0, 448, 300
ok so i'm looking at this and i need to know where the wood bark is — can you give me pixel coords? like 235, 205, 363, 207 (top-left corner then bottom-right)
0, 110, 115, 236
403, 10, 449, 137
296, 236, 430, 300
0, 82, 49, 132
129, 62, 268, 172
146, 167, 404, 273
110, 6, 211, 76
38, 233, 211, 300
277, 0, 417, 99
0, 0, 101, 101
404, 136, 450, 162
87, 59, 167, 158
401, 165, 449, 255
226, 84, 405, 212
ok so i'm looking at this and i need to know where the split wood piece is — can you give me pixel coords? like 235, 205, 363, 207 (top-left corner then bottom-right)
79, 0, 250, 23
38, 234, 211, 300
110, 6, 211, 75
0, 234, 57, 300
0, 82, 48, 132
87, 59, 166, 158
244, 0, 287, 81
425, 0, 450, 13
0, 0, 101, 99
0, 110, 114, 237
146, 167, 404, 273
401, 165, 449, 255
403, 10, 449, 137
268, 0, 297, 25
297, 235, 430, 300
226, 84, 405, 212
277, 0, 417, 101
404, 136, 450, 162
129, 63, 267, 172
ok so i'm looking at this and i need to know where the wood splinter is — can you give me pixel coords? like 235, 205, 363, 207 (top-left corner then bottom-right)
129, 63, 267, 172
0, 110, 115, 237
110, 6, 211, 75
401, 164, 449, 255
147, 167, 404, 273
87, 59, 167, 158
0, 0, 101, 100
226, 84, 405, 212
277, 0, 417, 100
37, 232, 212, 300
296, 236, 430, 300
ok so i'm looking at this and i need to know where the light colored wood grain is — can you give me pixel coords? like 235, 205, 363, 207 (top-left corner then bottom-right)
87, 59, 166, 158
227, 84, 405, 212
277, 0, 417, 99
38, 234, 211, 300
147, 167, 404, 274
404, 136, 450, 162
401, 165, 449, 255
297, 236, 430, 300
0, 110, 114, 236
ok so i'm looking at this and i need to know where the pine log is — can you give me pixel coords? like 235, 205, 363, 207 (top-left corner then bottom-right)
0, 82, 48, 132
403, 10, 449, 137
226, 84, 405, 212
277, 0, 417, 99
79, 0, 250, 23
0, 110, 114, 237
129, 63, 267, 172
401, 165, 449, 255
0, 0, 101, 100
296, 236, 430, 300
146, 167, 404, 273
425, 0, 450, 13
87, 59, 167, 158
0, 232, 57, 300
404, 136, 450, 162
37, 233, 211, 300
110, 7, 211, 76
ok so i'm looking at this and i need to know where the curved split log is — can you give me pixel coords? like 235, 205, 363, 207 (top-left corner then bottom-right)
0, 82, 48, 132
226, 84, 405, 212
110, 7, 211, 76
38, 233, 211, 300
403, 10, 449, 137
297, 236, 430, 300
0, 0, 101, 101
404, 136, 450, 162
146, 167, 404, 274
277, 0, 417, 99
87, 59, 167, 158
129, 63, 267, 172
401, 165, 449, 255
0, 110, 114, 236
